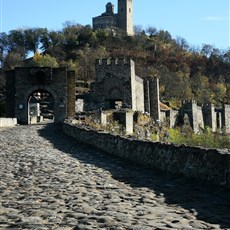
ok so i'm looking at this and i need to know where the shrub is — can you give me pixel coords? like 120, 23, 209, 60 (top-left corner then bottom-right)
32, 52, 58, 67
168, 127, 229, 149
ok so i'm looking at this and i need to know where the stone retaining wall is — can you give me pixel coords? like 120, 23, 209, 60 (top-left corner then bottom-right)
0, 118, 17, 128
63, 122, 230, 187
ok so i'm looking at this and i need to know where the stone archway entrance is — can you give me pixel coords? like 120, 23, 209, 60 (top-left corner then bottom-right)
6, 67, 76, 124
105, 87, 124, 109
28, 89, 55, 124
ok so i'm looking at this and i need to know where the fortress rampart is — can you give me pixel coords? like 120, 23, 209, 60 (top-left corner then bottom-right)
63, 122, 230, 188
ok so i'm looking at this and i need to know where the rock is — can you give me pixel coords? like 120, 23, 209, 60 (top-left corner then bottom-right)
0, 124, 229, 230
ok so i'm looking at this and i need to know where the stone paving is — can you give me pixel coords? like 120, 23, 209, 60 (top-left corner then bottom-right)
0, 124, 229, 230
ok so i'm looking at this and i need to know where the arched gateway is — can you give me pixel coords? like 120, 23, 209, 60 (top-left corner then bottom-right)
6, 67, 76, 124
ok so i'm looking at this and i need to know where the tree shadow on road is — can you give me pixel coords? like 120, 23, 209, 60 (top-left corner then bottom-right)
38, 124, 230, 229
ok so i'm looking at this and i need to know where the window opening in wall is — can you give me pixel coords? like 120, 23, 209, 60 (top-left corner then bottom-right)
106, 99, 123, 109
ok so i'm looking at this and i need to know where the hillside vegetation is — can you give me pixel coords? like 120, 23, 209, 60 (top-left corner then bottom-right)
0, 24, 229, 108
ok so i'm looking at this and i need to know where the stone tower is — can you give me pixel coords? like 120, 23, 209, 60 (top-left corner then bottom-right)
92, 0, 134, 35
88, 58, 144, 111
117, 0, 134, 35
144, 77, 160, 121
106, 2, 114, 14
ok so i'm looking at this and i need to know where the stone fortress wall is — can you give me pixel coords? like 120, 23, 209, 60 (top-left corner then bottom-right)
77, 58, 230, 134
176, 100, 230, 134
0, 118, 17, 128
63, 121, 230, 187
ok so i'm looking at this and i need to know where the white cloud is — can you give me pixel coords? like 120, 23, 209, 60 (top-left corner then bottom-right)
203, 16, 229, 21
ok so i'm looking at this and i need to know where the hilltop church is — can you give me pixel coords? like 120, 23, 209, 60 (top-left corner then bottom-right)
92, 0, 134, 36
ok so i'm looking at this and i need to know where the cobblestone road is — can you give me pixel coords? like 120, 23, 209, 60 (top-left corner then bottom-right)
0, 124, 229, 230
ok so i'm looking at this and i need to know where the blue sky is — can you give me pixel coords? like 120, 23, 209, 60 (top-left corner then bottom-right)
1, 0, 229, 49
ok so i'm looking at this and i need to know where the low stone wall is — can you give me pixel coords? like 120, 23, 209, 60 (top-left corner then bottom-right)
0, 118, 17, 128
63, 122, 230, 187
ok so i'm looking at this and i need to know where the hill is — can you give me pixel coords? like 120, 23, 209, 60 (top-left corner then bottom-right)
0, 24, 229, 108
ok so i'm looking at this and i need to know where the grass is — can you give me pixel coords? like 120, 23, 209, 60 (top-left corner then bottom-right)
168, 128, 230, 149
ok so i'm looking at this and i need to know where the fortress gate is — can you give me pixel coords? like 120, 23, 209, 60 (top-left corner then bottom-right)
6, 67, 75, 124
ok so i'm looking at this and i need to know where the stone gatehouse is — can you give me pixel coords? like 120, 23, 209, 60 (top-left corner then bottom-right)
89, 58, 145, 112
6, 67, 75, 124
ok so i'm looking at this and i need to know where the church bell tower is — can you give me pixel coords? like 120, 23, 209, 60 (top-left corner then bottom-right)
118, 0, 134, 36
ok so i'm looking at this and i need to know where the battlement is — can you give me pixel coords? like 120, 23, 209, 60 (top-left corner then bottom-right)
96, 58, 133, 66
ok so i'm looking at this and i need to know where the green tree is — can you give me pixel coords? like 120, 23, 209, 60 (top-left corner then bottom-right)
41, 31, 65, 60
212, 82, 227, 105
146, 26, 158, 37
32, 52, 58, 67
62, 23, 82, 59
0, 33, 9, 65
24, 28, 48, 54
75, 45, 108, 81
175, 36, 189, 50
3, 51, 24, 70
7, 30, 27, 59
